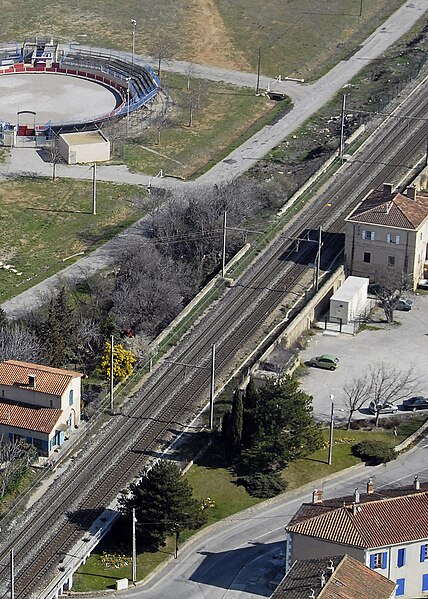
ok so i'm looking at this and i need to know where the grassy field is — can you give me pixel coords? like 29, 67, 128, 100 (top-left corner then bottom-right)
122, 73, 290, 178
0, 1, 405, 78
72, 416, 425, 591
0, 178, 143, 302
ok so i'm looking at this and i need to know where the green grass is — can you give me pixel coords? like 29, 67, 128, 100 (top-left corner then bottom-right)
0, 178, 144, 302
121, 73, 290, 178
72, 417, 426, 591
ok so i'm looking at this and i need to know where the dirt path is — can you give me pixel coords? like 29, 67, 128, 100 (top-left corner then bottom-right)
186, 0, 250, 70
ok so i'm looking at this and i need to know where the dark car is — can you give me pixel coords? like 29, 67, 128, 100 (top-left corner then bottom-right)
402, 396, 428, 411
395, 298, 413, 311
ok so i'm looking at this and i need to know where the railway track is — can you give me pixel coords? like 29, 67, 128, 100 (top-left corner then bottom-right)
1, 79, 428, 598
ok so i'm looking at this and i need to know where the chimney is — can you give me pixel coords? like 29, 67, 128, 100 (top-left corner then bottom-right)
309, 590, 315, 599
367, 477, 374, 495
406, 186, 416, 200
383, 183, 393, 195
28, 374, 36, 388
312, 489, 323, 504
414, 475, 421, 490
319, 571, 326, 588
326, 560, 335, 575
353, 488, 360, 504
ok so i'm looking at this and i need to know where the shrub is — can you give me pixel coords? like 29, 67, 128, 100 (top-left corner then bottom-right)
238, 472, 287, 498
352, 440, 396, 465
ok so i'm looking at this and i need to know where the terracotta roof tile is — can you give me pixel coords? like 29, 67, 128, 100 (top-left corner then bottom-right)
286, 487, 428, 548
271, 555, 395, 599
0, 360, 81, 397
0, 401, 62, 434
346, 189, 428, 229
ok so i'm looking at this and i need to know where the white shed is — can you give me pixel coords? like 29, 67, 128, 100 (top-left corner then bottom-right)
329, 276, 369, 325
58, 130, 110, 164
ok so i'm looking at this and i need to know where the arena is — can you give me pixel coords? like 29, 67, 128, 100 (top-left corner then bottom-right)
0, 38, 160, 144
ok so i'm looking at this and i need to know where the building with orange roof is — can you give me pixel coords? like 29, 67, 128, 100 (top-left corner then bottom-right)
0, 360, 82, 457
271, 554, 395, 599
344, 183, 428, 289
285, 478, 428, 598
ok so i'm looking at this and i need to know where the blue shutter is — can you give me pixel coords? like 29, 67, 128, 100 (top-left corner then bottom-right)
397, 548, 406, 568
421, 544, 426, 562
396, 578, 405, 596
369, 554, 376, 569
422, 574, 428, 592
381, 552, 387, 569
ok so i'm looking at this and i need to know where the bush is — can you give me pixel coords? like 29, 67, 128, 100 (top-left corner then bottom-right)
352, 440, 396, 465
238, 472, 287, 498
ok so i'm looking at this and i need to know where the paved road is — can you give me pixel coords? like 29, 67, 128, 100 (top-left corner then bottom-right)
97, 439, 428, 599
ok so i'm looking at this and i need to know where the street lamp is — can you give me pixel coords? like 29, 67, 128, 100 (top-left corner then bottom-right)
328, 395, 335, 466
131, 19, 137, 64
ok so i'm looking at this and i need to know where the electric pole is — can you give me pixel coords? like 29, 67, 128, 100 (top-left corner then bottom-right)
328, 397, 334, 465
209, 344, 216, 429
315, 226, 322, 291
10, 548, 14, 599
256, 47, 261, 95
92, 163, 97, 215
132, 507, 137, 583
110, 335, 114, 411
221, 211, 227, 278
339, 94, 347, 163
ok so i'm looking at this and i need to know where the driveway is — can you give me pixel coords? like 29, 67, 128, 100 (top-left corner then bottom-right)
299, 294, 428, 422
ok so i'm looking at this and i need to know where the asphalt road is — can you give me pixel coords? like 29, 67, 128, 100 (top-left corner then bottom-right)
102, 439, 428, 599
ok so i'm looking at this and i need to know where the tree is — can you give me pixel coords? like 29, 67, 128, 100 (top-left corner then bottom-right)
342, 376, 372, 430
226, 389, 243, 463
147, 30, 178, 77
239, 377, 322, 474
375, 270, 410, 324
0, 322, 43, 362
242, 378, 260, 448
38, 287, 78, 367
368, 362, 419, 426
100, 340, 135, 381
0, 437, 37, 499
118, 461, 206, 549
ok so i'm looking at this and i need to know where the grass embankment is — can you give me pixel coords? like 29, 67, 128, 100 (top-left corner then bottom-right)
72, 416, 425, 591
121, 73, 289, 178
0, 178, 143, 303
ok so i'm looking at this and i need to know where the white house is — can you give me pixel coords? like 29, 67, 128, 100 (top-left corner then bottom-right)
285, 478, 428, 598
0, 360, 82, 457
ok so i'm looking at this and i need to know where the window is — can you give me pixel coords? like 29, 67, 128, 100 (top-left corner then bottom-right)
363, 252, 371, 263
388, 256, 396, 267
420, 544, 428, 562
397, 548, 406, 568
396, 578, 405, 596
69, 389, 74, 406
369, 552, 387, 569
423, 573, 428, 592
387, 233, 400, 244
363, 230, 375, 240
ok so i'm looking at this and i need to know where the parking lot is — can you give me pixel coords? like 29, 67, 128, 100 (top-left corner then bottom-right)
299, 294, 428, 422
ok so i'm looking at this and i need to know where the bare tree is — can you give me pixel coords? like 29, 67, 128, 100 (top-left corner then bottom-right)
0, 323, 43, 362
376, 270, 410, 324
342, 376, 372, 430
0, 437, 37, 499
101, 117, 127, 157
147, 30, 178, 77
45, 133, 62, 181
368, 362, 419, 426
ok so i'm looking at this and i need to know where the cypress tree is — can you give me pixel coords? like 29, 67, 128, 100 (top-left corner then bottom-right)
227, 388, 243, 462
242, 378, 260, 448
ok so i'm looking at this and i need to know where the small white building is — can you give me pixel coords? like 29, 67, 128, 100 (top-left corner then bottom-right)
58, 130, 110, 164
329, 276, 369, 325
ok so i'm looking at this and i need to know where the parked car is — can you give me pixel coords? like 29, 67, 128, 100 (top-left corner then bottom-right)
395, 298, 413, 311
368, 401, 398, 415
308, 354, 339, 370
402, 396, 428, 411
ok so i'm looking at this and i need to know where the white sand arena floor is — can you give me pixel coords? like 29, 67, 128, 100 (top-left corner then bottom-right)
0, 72, 118, 125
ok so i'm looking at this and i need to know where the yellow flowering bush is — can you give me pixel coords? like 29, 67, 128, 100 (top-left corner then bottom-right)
101, 341, 136, 381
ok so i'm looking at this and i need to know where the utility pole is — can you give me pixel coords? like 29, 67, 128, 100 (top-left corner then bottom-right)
52, 160, 56, 182
425, 138, 428, 167
359, 0, 363, 17
132, 507, 137, 583
131, 19, 137, 65
256, 47, 261, 95
92, 163, 97, 215
315, 226, 322, 291
10, 548, 14, 599
339, 94, 347, 163
174, 528, 179, 559
221, 211, 227, 278
209, 344, 216, 429
110, 335, 114, 411
328, 397, 334, 466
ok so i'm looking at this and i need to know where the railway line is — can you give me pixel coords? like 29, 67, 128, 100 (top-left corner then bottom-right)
0, 79, 428, 597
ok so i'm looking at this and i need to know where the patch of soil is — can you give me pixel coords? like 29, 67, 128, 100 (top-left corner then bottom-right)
186, 0, 250, 70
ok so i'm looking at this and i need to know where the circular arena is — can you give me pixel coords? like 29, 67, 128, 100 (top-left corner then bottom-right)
0, 38, 160, 144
